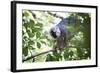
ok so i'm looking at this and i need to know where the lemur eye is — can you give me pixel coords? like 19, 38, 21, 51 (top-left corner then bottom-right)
50, 29, 57, 38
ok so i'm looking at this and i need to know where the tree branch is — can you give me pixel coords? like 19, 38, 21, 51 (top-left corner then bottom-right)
23, 49, 54, 62
47, 12, 63, 19
22, 45, 81, 62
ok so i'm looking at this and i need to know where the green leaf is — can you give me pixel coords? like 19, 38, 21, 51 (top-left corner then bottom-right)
64, 49, 69, 60
23, 47, 28, 56
29, 20, 35, 28
69, 51, 74, 57
28, 40, 34, 45
36, 32, 41, 38
37, 42, 41, 49
77, 48, 83, 59
24, 20, 35, 29
27, 30, 34, 37
32, 28, 40, 33
46, 54, 56, 61
41, 40, 46, 45
24, 11, 29, 17
64, 52, 69, 60
29, 46, 35, 50
36, 23, 43, 27
53, 52, 62, 61
32, 47, 36, 50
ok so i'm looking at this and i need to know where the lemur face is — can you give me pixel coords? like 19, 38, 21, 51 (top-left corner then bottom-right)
50, 26, 61, 38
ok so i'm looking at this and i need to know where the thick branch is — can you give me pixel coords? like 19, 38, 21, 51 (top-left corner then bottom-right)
22, 45, 81, 62
23, 49, 54, 62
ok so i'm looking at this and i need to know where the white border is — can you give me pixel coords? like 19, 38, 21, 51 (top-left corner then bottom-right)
16, 3, 96, 70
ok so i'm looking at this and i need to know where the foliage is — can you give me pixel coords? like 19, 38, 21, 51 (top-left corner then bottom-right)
22, 10, 91, 63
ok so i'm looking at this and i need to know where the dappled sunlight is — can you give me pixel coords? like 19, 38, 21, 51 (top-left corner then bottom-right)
22, 10, 91, 63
